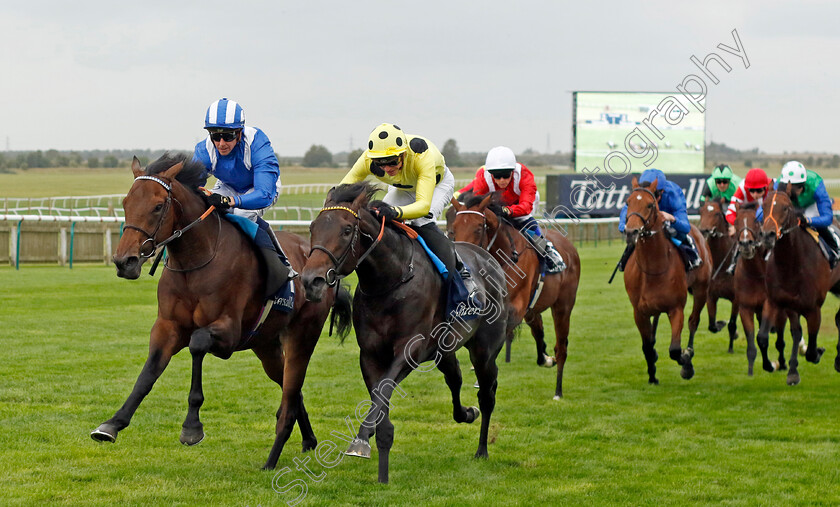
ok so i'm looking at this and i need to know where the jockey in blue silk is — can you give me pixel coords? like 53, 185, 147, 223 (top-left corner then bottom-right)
617, 168, 702, 271
192, 98, 293, 294
775, 160, 840, 268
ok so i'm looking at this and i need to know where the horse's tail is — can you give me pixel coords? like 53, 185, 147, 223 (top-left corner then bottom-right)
331, 282, 353, 343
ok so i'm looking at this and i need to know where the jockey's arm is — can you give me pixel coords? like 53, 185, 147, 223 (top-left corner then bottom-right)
809, 181, 834, 228
235, 136, 280, 209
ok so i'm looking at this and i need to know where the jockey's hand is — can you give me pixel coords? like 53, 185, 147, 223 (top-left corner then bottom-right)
207, 193, 232, 210
502, 206, 512, 217
728, 224, 736, 236
370, 203, 399, 222
660, 211, 675, 223
796, 211, 809, 227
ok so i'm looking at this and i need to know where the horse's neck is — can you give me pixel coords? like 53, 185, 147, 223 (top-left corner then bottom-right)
355, 226, 414, 289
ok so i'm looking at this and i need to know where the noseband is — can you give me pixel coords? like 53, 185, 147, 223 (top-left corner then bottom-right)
309, 206, 385, 286
123, 176, 174, 258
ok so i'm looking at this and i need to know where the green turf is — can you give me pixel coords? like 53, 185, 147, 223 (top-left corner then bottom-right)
2, 245, 840, 506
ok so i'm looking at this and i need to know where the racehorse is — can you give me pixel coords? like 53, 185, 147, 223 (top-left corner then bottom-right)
622, 177, 711, 383
731, 202, 777, 375
301, 182, 507, 484
757, 188, 840, 385
91, 154, 351, 470
450, 193, 581, 399
698, 197, 739, 352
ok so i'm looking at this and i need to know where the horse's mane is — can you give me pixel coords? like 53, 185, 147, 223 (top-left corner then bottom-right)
146, 152, 208, 193
329, 182, 379, 206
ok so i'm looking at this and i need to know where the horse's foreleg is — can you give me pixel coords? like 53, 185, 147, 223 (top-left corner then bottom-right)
727, 302, 739, 354
91, 320, 182, 443
634, 309, 658, 384
707, 295, 725, 333
803, 308, 825, 365
550, 305, 571, 399
180, 327, 214, 446
756, 301, 777, 373
739, 306, 757, 376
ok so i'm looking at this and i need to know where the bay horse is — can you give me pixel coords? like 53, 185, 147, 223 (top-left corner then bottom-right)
91, 154, 351, 470
622, 177, 711, 383
301, 182, 507, 484
757, 188, 840, 385
450, 194, 581, 399
698, 197, 739, 352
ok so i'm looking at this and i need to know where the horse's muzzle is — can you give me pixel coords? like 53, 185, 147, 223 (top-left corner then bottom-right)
302, 271, 327, 302
113, 255, 142, 279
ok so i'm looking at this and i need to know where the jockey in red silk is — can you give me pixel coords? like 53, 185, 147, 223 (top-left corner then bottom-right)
456, 146, 566, 273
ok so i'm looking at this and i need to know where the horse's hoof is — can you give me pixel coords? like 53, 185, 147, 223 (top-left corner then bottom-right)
787, 372, 800, 386
542, 354, 556, 368
345, 438, 371, 459
464, 406, 480, 424
806, 347, 825, 364
180, 426, 205, 446
90, 423, 118, 443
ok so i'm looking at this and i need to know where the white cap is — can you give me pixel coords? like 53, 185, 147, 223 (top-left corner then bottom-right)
485, 146, 517, 171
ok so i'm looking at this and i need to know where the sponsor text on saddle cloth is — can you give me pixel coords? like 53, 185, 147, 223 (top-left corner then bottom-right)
391, 221, 484, 321
225, 214, 295, 313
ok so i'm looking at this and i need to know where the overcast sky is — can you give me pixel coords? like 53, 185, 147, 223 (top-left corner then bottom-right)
1, 1, 837, 157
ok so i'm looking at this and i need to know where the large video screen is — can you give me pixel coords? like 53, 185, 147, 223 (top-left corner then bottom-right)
572, 91, 705, 174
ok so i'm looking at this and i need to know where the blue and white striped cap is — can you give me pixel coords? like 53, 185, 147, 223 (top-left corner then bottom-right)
204, 98, 245, 129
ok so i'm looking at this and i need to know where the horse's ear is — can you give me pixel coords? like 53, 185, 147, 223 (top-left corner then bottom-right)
631, 176, 639, 188
131, 156, 143, 178
478, 193, 494, 211
161, 162, 184, 180
451, 198, 464, 212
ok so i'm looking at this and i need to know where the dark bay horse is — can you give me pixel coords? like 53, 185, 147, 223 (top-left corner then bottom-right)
302, 182, 507, 484
698, 197, 739, 352
732, 202, 777, 375
450, 194, 581, 399
757, 188, 840, 385
91, 154, 351, 469
623, 177, 711, 383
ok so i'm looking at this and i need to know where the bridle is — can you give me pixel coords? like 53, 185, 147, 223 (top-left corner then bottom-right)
124, 175, 221, 274
762, 191, 798, 240
625, 187, 660, 238
309, 205, 385, 287
455, 209, 519, 261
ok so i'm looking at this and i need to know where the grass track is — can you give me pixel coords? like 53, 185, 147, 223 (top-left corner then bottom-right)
2, 244, 840, 505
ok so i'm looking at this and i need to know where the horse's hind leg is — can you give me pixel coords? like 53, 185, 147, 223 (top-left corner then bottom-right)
437, 352, 479, 423
252, 341, 317, 454
634, 310, 658, 384
469, 341, 500, 459
727, 301, 739, 354
525, 312, 553, 367
180, 327, 214, 446
550, 305, 572, 399
91, 320, 183, 443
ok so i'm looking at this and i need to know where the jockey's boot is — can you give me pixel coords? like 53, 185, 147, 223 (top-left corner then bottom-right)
617, 243, 635, 272
255, 219, 295, 298
526, 232, 567, 273
725, 250, 740, 275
